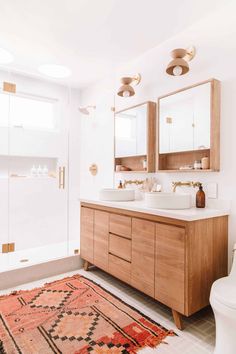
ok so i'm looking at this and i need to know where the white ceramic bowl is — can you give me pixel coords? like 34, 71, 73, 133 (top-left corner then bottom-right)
145, 192, 191, 210
99, 188, 135, 202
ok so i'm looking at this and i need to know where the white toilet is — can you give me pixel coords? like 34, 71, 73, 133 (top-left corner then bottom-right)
210, 244, 236, 354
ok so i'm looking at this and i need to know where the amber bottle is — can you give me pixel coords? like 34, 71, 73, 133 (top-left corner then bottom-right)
118, 180, 123, 189
196, 184, 205, 208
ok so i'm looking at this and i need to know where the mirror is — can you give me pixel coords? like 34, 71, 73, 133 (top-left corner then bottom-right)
115, 103, 147, 157
157, 79, 220, 172
114, 102, 156, 172
159, 82, 211, 153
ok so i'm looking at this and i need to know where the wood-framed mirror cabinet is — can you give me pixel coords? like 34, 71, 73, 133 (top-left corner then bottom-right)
114, 101, 156, 173
156, 78, 220, 172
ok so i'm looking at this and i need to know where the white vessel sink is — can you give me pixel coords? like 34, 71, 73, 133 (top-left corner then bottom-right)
99, 188, 135, 202
145, 192, 191, 210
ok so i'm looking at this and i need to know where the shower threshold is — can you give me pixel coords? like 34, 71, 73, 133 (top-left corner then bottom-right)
0, 241, 79, 272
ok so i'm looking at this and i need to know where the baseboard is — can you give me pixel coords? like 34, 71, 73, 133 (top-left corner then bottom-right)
0, 255, 83, 290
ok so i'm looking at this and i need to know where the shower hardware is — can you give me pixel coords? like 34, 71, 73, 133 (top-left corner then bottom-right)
79, 105, 96, 115
59, 166, 65, 189
89, 164, 98, 176
2, 243, 15, 253
3, 81, 16, 93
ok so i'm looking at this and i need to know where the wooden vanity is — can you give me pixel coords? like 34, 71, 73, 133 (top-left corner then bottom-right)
80, 201, 228, 330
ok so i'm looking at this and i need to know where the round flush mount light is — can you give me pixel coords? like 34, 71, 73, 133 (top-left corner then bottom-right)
38, 64, 71, 78
0, 48, 14, 64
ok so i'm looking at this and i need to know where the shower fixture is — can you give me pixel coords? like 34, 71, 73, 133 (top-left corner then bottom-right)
166, 46, 196, 76
79, 105, 96, 115
117, 73, 141, 97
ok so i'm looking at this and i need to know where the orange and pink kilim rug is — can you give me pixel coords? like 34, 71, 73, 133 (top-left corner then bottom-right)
0, 275, 175, 353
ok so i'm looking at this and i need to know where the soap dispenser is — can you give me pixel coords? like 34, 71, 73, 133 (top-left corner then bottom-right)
196, 183, 205, 208
117, 180, 123, 189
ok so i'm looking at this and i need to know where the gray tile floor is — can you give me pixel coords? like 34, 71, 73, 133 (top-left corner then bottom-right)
0, 268, 215, 353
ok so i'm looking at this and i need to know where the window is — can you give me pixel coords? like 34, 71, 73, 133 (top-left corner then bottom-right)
10, 95, 56, 131
0, 92, 56, 131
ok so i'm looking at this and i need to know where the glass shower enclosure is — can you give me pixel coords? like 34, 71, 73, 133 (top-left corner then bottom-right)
0, 73, 72, 272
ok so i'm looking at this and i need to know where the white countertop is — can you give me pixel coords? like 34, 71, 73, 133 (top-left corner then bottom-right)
80, 198, 230, 221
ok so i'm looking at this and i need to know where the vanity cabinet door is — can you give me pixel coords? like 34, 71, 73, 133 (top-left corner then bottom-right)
131, 218, 155, 297
94, 210, 109, 271
155, 223, 185, 314
80, 207, 94, 264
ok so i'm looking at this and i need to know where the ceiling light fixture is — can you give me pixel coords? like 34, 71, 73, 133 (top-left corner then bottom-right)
166, 46, 196, 76
79, 105, 96, 115
38, 64, 71, 79
117, 73, 141, 97
0, 48, 14, 64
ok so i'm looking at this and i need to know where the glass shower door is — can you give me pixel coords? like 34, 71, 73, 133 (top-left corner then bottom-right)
7, 86, 69, 269
0, 90, 10, 271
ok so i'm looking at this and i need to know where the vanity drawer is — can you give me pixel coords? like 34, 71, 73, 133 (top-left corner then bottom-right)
109, 233, 131, 262
109, 214, 131, 238
109, 254, 131, 284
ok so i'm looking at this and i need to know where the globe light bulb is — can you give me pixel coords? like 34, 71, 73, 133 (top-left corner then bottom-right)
123, 90, 130, 97
173, 65, 183, 76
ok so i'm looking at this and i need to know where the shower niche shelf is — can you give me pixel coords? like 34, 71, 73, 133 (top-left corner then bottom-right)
0, 155, 58, 179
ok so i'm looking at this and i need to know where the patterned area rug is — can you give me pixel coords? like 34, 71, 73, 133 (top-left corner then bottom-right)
0, 275, 175, 353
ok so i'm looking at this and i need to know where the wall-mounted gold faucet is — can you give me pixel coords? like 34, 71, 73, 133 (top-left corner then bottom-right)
123, 179, 144, 188
172, 181, 201, 193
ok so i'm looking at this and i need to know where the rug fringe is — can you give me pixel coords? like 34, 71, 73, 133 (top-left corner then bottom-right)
133, 330, 175, 354
0, 274, 81, 300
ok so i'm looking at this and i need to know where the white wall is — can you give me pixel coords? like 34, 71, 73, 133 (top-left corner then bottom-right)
79, 77, 115, 199
79, 2, 236, 265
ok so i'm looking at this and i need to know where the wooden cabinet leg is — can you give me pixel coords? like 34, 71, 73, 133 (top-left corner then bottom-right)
83, 260, 90, 271
172, 309, 184, 330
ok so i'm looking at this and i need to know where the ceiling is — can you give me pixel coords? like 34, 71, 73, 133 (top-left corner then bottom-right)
0, 0, 224, 88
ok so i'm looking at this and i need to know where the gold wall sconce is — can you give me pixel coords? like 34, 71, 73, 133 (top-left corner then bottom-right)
117, 73, 141, 97
166, 46, 196, 76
